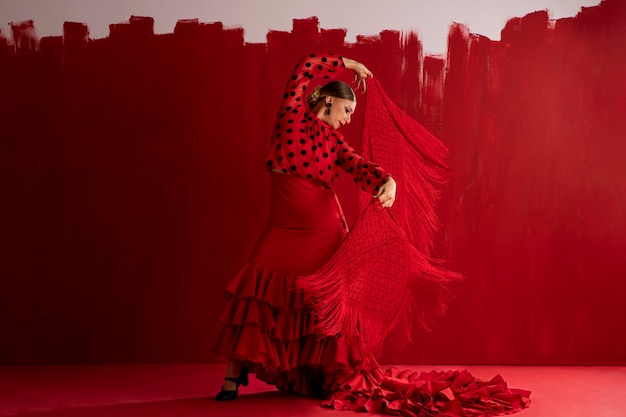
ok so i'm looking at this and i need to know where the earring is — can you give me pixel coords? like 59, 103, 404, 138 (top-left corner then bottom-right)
326, 102, 332, 115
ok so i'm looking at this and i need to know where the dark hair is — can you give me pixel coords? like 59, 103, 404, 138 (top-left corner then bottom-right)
307, 80, 356, 109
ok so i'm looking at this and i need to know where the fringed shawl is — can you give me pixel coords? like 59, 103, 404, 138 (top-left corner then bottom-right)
297, 78, 462, 360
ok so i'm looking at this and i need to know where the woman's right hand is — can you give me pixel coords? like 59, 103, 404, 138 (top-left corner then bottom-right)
375, 176, 396, 208
343, 57, 373, 92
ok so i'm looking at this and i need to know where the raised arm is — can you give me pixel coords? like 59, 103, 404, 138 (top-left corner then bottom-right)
278, 53, 346, 115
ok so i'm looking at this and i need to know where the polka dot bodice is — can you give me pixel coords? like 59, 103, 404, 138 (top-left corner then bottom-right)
265, 53, 390, 195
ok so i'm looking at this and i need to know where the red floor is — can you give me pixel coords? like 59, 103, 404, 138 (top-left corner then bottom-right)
1, 364, 624, 417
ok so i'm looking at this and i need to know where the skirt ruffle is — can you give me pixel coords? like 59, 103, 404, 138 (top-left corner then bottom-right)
213, 260, 366, 396
323, 367, 531, 416
212, 172, 362, 396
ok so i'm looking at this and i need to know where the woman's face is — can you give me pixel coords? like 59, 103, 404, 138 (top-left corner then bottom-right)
324, 97, 356, 130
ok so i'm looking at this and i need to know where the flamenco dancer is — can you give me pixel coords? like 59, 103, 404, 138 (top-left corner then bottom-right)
212, 52, 531, 416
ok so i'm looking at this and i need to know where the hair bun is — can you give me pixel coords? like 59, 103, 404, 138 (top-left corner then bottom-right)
308, 86, 322, 106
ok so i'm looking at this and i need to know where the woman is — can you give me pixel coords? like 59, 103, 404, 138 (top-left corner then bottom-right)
212, 53, 396, 401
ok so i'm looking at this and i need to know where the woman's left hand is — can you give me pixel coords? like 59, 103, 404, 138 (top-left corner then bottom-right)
375, 176, 396, 208
343, 57, 373, 92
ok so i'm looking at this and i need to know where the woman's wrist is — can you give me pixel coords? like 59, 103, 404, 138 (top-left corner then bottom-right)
342, 57, 354, 67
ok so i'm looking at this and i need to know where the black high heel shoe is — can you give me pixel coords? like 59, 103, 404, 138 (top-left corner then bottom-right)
215, 366, 249, 401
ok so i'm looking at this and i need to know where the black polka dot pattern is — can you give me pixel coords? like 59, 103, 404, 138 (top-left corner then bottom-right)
265, 53, 389, 195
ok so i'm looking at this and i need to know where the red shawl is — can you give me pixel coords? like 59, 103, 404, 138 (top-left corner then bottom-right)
297, 78, 462, 360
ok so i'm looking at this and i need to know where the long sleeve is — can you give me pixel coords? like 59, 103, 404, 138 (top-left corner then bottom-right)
335, 137, 390, 194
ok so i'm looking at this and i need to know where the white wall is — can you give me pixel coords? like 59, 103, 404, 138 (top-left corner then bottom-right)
0, 0, 600, 55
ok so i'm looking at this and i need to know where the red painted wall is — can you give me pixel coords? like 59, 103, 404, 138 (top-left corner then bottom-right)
1, 0, 624, 365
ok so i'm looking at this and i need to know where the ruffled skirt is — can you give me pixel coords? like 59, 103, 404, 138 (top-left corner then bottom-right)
213, 172, 373, 396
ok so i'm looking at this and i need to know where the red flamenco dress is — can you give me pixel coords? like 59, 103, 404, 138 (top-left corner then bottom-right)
213, 53, 531, 416
213, 53, 390, 396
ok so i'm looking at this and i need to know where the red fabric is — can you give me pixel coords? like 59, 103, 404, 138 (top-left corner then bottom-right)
213, 172, 376, 396
324, 367, 531, 416
360, 78, 452, 253
265, 53, 389, 194
297, 78, 462, 358
297, 200, 460, 360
